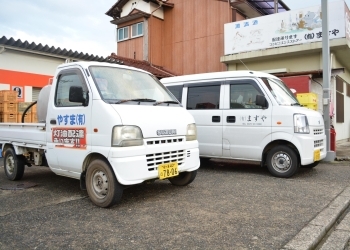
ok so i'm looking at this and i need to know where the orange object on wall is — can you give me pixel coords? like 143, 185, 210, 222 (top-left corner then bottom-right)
0, 69, 52, 88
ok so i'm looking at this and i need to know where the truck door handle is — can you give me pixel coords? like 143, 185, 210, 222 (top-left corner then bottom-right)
212, 116, 220, 123
50, 119, 56, 125
227, 116, 236, 123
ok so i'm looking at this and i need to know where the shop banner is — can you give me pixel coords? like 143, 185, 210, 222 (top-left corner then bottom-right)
224, 0, 347, 55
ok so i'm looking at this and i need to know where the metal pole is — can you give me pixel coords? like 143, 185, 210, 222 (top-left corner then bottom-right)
322, 0, 336, 161
274, 0, 278, 13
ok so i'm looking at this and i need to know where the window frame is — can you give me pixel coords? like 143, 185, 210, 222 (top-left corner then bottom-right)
131, 22, 143, 38
117, 26, 129, 41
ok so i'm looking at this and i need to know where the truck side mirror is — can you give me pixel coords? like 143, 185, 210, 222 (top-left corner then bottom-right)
69, 86, 88, 106
256, 94, 268, 109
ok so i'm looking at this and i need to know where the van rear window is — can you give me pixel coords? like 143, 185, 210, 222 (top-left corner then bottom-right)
187, 85, 220, 109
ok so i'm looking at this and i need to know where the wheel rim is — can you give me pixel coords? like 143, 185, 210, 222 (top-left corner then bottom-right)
5, 155, 15, 175
91, 170, 109, 199
271, 151, 292, 173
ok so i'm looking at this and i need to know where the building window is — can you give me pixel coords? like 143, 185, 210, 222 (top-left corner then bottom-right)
117, 27, 129, 41
131, 22, 143, 38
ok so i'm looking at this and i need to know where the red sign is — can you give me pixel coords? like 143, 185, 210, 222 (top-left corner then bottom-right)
52, 127, 87, 149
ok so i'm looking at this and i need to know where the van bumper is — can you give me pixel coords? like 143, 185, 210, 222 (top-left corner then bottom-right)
292, 133, 327, 166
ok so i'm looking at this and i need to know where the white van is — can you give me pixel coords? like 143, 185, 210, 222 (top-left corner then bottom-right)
161, 71, 326, 178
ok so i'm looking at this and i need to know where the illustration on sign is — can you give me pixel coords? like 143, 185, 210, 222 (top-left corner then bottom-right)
52, 127, 87, 149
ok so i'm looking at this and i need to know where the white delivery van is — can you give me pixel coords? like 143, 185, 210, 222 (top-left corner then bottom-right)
0, 61, 200, 207
161, 71, 326, 178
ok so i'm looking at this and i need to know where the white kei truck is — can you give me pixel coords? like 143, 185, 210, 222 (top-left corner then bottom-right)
0, 61, 200, 208
161, 70, 326, 178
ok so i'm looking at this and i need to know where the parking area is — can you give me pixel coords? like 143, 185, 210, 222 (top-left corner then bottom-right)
1, 159, 350, 249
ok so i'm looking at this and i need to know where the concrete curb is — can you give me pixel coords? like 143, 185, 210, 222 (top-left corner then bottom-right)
282, 186, 350, 250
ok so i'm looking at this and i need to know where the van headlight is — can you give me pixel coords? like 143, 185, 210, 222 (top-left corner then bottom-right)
112, 126, 143, 147
294, 114, 309, 134
186, 123, 197, 141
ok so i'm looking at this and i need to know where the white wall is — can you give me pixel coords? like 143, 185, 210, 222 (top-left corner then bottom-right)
0, 49, 64, 75
121, 0, 164, 19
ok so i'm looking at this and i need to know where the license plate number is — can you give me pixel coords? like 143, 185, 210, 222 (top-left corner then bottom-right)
314, 149, 320, 161
158, 162, 179, 180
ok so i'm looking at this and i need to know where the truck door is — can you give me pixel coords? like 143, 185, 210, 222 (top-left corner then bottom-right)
185, 81, 224, 157
46, 67, 91, 175
223, 79, 272, 161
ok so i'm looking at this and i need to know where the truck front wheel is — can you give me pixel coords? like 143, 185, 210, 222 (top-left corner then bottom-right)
86, 159, 123, 208
266, 146, 299, 178
168, 170, 197, 186
4, 148, 25, 181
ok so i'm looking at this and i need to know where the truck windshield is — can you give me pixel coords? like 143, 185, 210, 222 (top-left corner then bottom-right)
89, 66, 178, 105
260, 77, 300, 106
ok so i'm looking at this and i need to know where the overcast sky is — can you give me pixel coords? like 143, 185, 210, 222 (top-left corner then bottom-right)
0, 0, 349, 58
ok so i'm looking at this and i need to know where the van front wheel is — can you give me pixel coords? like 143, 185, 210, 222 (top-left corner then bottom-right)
266, 146, 299, 178
86, 159, 123, 208
168, 170, 197, 186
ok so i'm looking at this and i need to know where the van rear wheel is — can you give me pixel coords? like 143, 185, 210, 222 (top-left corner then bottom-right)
4, 148, 25, 181
86, 159, 123, 208
168, 170, 197, 186
266, 146, 299, 178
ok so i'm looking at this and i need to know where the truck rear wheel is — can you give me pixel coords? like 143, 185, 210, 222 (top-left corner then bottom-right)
266, 146, 298, 178
4, 148, 25, 181
168, 170, 197, 186
86, 159, 123, 208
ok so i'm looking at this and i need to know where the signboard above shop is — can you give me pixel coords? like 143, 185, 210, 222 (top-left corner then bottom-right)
224, 0, 350, 55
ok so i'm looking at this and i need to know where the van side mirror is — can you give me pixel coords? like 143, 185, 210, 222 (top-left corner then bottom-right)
69, 86, 88, 106
256, 95, 268, 109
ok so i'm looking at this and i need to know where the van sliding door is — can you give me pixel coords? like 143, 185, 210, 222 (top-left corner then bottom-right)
185, 81, 224, 157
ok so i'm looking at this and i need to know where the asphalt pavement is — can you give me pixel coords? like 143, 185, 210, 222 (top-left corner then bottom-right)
0, 141, 349, 249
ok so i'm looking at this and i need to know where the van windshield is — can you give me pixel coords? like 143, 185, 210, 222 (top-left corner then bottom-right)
260, 77, 300, 106
89, 66, 178, 105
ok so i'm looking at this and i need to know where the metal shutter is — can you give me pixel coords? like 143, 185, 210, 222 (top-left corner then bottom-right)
32, 87, 41, 101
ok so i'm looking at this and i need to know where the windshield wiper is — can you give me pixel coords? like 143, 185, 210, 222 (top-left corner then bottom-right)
153, 100, 180, 106
291, 103, 301, 106
114, 98, 156, 104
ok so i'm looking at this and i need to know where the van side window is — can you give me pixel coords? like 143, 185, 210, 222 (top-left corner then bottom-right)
230, 83, 263, 109
55, 70, 87, 107
187, 85, 220, 109
167, 85, 183, 102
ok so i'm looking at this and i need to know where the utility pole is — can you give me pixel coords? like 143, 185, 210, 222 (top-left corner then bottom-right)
322, 0, 336, 161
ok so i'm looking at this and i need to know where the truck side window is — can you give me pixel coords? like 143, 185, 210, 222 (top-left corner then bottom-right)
187, 85, 220, 109
230, 83, 263, 109
166, 85, 183, 102
55, 71, 87, 107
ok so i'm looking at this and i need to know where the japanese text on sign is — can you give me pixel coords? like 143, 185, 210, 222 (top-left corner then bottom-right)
52, 127, 87, 149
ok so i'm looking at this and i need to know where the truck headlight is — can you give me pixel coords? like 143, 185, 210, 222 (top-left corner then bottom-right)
186, 123, 197, 141
112, 126, 143, 147
294, 114, 309, 134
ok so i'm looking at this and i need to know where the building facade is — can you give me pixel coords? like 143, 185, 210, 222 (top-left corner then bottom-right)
107, 0, 350, 142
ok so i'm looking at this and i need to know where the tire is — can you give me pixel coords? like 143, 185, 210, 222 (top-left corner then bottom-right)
301, 161, 320, 168
266, 146, 299, 178
200, 157, 211, 165
86, 159, 123, 208
168, 170, 197, 186
4, 148, 25, 181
